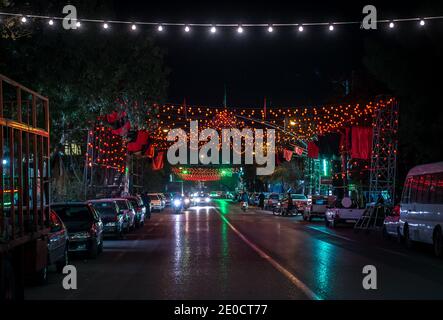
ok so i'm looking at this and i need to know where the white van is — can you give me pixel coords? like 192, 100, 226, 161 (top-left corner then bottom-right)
399, 162, 443, 257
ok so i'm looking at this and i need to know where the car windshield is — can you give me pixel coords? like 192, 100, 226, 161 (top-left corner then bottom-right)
52, 205, 93, 222
94, 207, 117, 218
291, 194, 307, 200
92, 201, 116, 210
269, 194, 279, 200
116, 200, 129, 210
128, 199, 139, 208
149, 195, 159, 200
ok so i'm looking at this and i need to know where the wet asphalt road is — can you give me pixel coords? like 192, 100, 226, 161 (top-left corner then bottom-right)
25, 200, 443, 300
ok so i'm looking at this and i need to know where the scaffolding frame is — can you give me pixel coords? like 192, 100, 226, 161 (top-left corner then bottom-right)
368, 98, 399, 204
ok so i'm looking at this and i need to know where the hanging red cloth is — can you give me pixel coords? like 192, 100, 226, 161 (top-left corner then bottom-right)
127, 130, 149, 153
275, 152, 282, 166
111, 121, 130, 136
106, 111, 127, 124
294, 146, 304, 156
283, 149, 293, 162
351, 127, 373, 160
152, 151, 165, 170
307, 142, 319, 159
106, 111, 119, 124
145, 144, 155, 158
339, 127, 351, 152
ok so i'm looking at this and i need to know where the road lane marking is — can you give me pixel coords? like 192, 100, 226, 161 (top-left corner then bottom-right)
306, 225, 355, 242
214, 208, 321, 300
307, 226, 410, 258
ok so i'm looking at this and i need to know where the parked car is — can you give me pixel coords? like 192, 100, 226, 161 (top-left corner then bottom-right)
52, 203, 104, 258
158, 193, 167, 207
303, 195, 335, 221
290, 194, 310, 213
383, 205, 401, 239
47, 210, 69, 273
399, 162, 443, 257
114, 198, 136, 231
124, 196, 146, 227
89, 199, 125, 238
325, 199, 366, 228
148, 193, 164, 211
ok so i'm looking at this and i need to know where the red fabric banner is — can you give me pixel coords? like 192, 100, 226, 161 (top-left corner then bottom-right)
340, 127, 351, 152
283, 149, 293, 162
127, 130, 149, 153
307, 142, 319, 159
106, 111, 127, 124
111, 121, 130, 136
152, 151, 165, 170
294, 146, 304, 156
106, 111, 119, 124
145, 144, 155, 158
351, 127, 373, 160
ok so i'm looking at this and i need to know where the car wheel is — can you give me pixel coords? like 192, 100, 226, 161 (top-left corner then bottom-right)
56, 247, 69, 273
404, 224, 413, 249
89, 241, 99, 259
98, 238, 104, 254
0, 258, 16, 300
34, 266, 48, 285
382, 226, 390, 240
433, 227, 443, 258
325, 218, 330, 227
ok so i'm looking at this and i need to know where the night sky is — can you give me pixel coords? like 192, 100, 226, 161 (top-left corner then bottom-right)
111, 0, 442, 107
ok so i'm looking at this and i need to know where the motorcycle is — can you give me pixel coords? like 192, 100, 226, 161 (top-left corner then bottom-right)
172, 198, 184, 214
273, 201, 298, 216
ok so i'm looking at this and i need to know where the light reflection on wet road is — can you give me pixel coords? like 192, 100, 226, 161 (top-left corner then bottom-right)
25, 200, 443, 300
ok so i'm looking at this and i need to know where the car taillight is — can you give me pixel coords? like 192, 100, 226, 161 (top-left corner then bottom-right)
90, 224, 97, 236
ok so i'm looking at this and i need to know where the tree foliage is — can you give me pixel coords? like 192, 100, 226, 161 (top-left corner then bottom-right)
0, 0, 169, 145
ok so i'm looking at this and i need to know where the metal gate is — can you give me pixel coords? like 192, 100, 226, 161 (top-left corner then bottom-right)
0, 74, 50, 243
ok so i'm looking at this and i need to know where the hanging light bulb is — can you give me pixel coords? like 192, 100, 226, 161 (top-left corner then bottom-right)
210, 25, 217, 33
419, 19, 425, 26
103, 22, 109, 29
21, 16, 27, 23
76, 21, 81, 28
157, 24, 164, 32
298, 25, 304, 32
237, 25, 243, 33
184, 25, 190, 32
329, 24, 334, 31
389, 21, 395, 29
131, 24, 137, 30
267, 25, 274, 33
48, 19, 54, 26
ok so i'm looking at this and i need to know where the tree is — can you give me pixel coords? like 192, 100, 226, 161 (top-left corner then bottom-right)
0, 1, 169, 145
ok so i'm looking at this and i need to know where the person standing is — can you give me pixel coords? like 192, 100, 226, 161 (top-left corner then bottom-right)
258, 192, 265, 210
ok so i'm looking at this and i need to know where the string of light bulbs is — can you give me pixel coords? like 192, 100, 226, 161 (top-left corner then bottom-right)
1, 11, 443, 34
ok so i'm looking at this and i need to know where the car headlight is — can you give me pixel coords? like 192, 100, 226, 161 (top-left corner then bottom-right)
278, 202, 281, 206
70, 231, 91, 240
184, 198, 190, 204
205, 197, 210, 203
195, 197, 201, 203
173, 199, 182, 206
